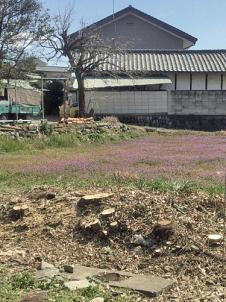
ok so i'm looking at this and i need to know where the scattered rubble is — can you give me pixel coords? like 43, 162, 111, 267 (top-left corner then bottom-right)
60, 117, 94, 125
0, 121, 130, 139
35, 263, 174, 297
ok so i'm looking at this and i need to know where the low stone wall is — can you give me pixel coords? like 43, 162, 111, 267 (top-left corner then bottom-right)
96, 114, 226, 131
116, 114, 170, 128
167, 115, 226, 131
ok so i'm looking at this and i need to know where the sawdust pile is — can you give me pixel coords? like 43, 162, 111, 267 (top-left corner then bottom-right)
0, 188, 225, 301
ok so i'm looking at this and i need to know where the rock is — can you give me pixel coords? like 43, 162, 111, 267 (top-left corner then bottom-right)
101, 208, 115, 218
64, 280, 91, 291
132, 234, 155, 247
132, 246, 143, 254
90, 298, 104, 302
77, 193, 114, 208
56, 264, 174, 297
38, 261, 55, 270
208, 234, 223, 246
36, 261, 59, 279
81, 219, 101, 232
64, 265, 74, 273
19, 291, 48, 302
10, 205, 29, 220
152, 220, 174, 239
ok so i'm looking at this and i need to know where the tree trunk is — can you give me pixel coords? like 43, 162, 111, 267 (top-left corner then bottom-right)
76, 75, 85, 118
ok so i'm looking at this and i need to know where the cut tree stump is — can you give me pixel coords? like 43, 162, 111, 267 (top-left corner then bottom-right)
101, 208, 115, 218
152, 220, 174, 239
77, 193, 114, 208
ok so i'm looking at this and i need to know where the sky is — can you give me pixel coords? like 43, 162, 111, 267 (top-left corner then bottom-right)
43, 0, 226, 64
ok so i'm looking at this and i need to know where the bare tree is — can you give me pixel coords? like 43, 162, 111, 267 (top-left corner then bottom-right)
0, 0, 51, 79
44, 8, 121, 117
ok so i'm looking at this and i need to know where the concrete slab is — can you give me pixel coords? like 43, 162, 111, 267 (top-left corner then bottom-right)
35, 267, 59, 279
64, 280, 91, 291
109, 275, 174, 298
60, 264, 174, 297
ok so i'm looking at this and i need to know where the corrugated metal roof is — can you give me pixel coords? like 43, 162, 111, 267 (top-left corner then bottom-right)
36, 66, 69, 73
95, 50, 226, 73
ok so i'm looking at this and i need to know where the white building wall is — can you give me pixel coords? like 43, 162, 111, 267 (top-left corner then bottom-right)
207, 74, 221, 90
223, 74, 226, 90
177, 73, 190, 90
168, 72, 224, 91
192, 73, 206, 90
85, 91, 168, 114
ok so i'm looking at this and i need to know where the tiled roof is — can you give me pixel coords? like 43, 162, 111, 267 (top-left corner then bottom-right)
71, 6, 197, 45
97, 50, 226, 73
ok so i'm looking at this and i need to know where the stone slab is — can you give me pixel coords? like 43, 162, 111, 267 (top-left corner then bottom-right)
64, 280, 91, 291
19, 291, 48, 302
90, 298, 104, 302
60, 265, 174, 297
109, 275, 174, 298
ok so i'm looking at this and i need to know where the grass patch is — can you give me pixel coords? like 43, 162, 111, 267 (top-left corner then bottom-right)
0, 170, 224, 195
0, 126, 146, 154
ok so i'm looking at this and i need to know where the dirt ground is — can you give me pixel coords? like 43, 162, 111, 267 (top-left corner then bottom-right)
0, 187, 225, 301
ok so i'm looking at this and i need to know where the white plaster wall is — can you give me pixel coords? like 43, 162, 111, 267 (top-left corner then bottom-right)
208, 74, 221, 90
192, 73, 206, 90
176, 73, 190, 90
85, 91, 167, 114
223, 74, 226, 90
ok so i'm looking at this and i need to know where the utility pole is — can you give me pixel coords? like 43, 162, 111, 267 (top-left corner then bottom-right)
112, 0, 117, 47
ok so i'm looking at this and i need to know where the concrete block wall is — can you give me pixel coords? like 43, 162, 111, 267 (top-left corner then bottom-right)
168, 90, 226, 115
85, 90, 168, 115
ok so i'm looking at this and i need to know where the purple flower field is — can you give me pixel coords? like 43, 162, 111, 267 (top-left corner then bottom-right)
20, 134, 226, 183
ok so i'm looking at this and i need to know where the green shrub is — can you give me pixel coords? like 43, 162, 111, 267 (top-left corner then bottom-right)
39, 121, 53, 135
11, 272, 35, 289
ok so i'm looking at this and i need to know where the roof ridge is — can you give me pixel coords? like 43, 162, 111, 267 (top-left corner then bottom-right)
125, 49, 226, 54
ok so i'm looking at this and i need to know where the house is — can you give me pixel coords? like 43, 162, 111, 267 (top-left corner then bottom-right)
72, 6, 226, 130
